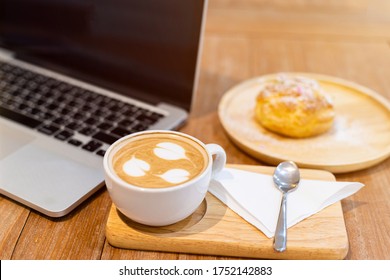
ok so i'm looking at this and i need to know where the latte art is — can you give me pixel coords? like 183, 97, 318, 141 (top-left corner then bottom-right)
123, 156, 150, 177
154, 142, 187, 160
158, 168, 190, 184
122, 142, 189, 183
112, 133, 208, 188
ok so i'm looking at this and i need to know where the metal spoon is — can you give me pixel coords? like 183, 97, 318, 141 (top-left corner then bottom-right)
273, 161, 300, 252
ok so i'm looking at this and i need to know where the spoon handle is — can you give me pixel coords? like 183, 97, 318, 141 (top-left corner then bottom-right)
274, 193, 288, 252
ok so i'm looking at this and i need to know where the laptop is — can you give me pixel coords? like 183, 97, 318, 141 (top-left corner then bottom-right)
0, 0, 207, 217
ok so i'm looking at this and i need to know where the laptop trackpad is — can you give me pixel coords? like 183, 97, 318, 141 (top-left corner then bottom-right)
0, 123, 35, 159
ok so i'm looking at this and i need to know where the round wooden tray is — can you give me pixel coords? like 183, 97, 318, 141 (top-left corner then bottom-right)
218, 73, 390, 173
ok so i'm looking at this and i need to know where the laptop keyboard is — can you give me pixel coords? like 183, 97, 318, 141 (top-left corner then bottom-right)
0, 62, 165, 157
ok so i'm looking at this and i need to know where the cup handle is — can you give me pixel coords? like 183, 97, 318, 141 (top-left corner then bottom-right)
205, 144, 226, 178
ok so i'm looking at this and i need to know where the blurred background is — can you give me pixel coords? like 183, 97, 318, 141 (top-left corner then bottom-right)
193, 0, 390, 116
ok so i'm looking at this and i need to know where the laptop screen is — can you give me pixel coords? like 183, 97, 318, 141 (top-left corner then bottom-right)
0, 0, 206, 111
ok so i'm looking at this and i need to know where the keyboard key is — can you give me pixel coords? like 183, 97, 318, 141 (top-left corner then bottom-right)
82, 140, 102, 152
109, 104, 122, 111
26, 81, 38, 91
81, 105, 95, 112
96, 149, 106, 157
55, 96, 68, 103
111, 126, 131, 137
118, 119, 134, 128
53, 117, 68, 126
122, 104, 138, 112
79, 127, 97, 136
94, 109, 110, 117
46, 103, 59, 111
36, 85, 51, 95
38, 124, 60, 135
35, 111, 55, 121
72, 112, 85, 120
131, 123, 148, 132
68, 100, 81, 108
97, 100, 109, 107
59, 107, 73, 116
35, 99, 45, 106
68, 139, 83, 146
135, 114, 159, 125
92, 131, 120, 145
137, 108, 149, 115
106, 113, 122, 122
22, 71, 35, 80
151, 112, 164, 119
55, 130, 74, 141
30, 107, 42, 116
84, 117, 98, 125
97, 122, 113, 130
57, 82, 72, 92
17, 103, 29, 111
66, 121, 84, 130
5, 99, 18, 107
34, 74, 48, 84
0, 106, 42, 128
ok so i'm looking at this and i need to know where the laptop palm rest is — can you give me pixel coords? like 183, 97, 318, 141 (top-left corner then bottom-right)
0, 123, 104, 217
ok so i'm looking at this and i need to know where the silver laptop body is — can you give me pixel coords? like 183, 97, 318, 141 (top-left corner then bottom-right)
0, 0, 207, 217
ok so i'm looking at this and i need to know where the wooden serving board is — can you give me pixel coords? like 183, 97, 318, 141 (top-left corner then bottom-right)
105, 164, 349, 259
218, 73, 390, 173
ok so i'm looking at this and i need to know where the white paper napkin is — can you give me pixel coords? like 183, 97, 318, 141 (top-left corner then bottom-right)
209, 167, 364, 238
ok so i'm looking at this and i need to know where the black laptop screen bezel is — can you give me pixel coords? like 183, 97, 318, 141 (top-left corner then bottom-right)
0, 0, 206, 111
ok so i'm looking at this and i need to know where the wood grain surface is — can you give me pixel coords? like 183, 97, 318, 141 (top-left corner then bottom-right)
1, 0, 390, 260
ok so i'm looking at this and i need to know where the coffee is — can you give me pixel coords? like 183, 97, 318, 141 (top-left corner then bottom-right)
104, 130, 226, 226
112, 132, 209, 188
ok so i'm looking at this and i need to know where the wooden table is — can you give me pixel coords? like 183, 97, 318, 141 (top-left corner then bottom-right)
1, 0, 390, 260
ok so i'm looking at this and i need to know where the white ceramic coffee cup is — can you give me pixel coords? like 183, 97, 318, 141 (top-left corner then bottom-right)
103, 130, 226, 226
